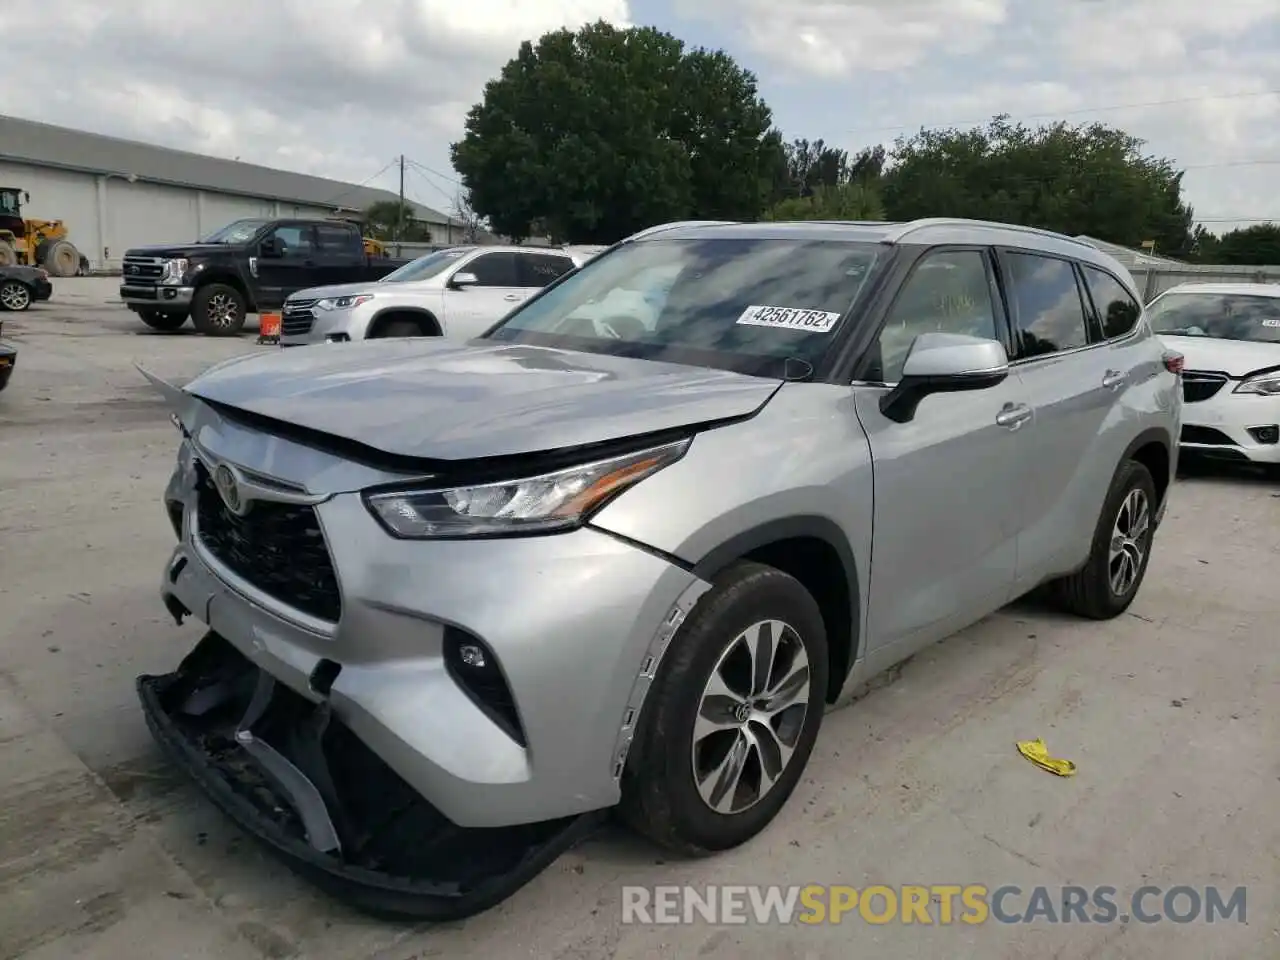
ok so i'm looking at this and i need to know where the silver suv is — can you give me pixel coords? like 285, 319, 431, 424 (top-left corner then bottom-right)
277, 244, 604, 345
139, 218, 1182, 919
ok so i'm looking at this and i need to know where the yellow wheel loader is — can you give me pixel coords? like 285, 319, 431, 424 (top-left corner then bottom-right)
0, 187, 83, 277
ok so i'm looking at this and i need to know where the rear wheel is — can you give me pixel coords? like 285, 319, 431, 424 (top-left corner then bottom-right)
0, 280, 33, 311
619, 562, 828, 855
41, 239, 80, 278
138, 309, 188, 332
1052, 459, 1157, 619
192, 283, 247, 336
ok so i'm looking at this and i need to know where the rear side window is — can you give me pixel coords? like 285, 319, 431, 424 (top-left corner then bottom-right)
1004, 253, 1089, 358
1082, 266, 1142, 340
519, 253, 575, 287
466, 252, 520, 287
316, 224, 359, 253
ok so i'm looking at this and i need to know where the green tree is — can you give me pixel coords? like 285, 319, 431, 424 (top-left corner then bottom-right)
363, 200, 433, 242
1208, 223, 1280, 265
451, 21, 785, 244
881, 116, 1195, 255
765, 182, 885, 221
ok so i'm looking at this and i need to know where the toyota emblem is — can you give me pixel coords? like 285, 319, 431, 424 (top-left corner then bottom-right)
213, 463, 248, 515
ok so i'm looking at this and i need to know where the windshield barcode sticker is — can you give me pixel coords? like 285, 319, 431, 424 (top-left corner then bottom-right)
736, 305, 842, 332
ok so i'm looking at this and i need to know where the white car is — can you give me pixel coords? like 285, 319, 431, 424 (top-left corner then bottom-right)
279, 245, 604, 346
1148, 282, 1280, 468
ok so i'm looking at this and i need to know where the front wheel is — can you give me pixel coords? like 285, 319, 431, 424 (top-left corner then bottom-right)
619, 561, 828, 855
0, 280, 33, 311
1051, 459, 1158, 619
192, 283, 247, 336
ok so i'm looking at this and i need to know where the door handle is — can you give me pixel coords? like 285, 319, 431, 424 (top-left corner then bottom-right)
503, 294, 523, 302
995, 403, 1033, 429
1102, 369, 1126, 390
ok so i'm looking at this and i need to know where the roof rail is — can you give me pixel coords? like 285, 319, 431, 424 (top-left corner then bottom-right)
624, 220, 738, 242
882, 217, 1099, 251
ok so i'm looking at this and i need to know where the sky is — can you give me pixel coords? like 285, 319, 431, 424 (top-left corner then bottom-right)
5, 0, 1280, 232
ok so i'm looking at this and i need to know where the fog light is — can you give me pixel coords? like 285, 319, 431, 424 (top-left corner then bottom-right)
325, 333, 349, 343
458, 644, 487, 668
1247, 425, 1279, 445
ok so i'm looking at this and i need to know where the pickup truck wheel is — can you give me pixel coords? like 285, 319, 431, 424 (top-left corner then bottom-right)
138, 309, 188, 332
1051, 459, 1157, 620
192, 284, 247, 336
619, 561, 828, 855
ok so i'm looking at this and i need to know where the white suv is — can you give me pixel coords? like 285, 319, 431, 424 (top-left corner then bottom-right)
278, 244, 604, 345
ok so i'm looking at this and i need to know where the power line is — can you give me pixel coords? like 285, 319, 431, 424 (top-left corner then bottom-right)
843, 87, 1280, 138
406, 157, 461, 186
1193, 217, 1280, 224
325, 157, 398, 205
403, 162, 455, 209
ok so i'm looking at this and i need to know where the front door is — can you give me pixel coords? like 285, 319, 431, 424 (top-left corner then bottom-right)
256, 223, 317, 308
852, 247, 1028, 657
440, 251, 527, 338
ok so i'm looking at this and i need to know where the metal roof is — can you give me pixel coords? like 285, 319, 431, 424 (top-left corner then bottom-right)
0, 114, 453, 226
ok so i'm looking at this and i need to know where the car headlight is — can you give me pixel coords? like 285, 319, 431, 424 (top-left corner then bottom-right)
161, 258, 189, 283
1233, 371, 1280, 395
364, 438, 691, 538
316, 294, 373, 311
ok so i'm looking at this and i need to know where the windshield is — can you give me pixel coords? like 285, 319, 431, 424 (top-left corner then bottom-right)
1147, 292, 1280, 344
486, 237, 883, 376
379, 247, 473, 283
200, 219, 269, 243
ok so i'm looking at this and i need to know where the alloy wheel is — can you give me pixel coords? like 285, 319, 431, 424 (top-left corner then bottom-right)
208, 292, 241, 329
1108, 487, 1150, 596
0, 282, 31, 311
691, 619, 811, 815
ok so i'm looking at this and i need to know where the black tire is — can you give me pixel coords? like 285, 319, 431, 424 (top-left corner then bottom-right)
0, 279, 33, 312
42, 239, 80, 278
1052, 459, 1158, 619
138, 309, 188, 332
192, 283, 247, 336
376, 318, 428, 337
619, 561, 829, 855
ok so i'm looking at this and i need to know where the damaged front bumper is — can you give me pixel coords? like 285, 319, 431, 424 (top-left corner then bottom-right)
138, 633, 604, 920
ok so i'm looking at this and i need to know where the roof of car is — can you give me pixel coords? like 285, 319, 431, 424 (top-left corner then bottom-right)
1154, 282, 1280, 298
629, 217, 1131, 278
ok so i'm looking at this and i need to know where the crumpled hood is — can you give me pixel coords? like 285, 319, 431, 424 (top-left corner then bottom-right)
1160, 335, 1280, 378
287, 281, 379, 302
183, 339, 781, 461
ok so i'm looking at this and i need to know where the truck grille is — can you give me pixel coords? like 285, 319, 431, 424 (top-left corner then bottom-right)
282, 298, 317, 336
122, 256, 165, 284
1181, 371, 1228, 403
193, 462, 341, 623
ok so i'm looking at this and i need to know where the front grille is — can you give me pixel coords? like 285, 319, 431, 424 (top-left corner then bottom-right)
282, 298, 317, 336
122, 256, 165, 284
1180, 425, 1235, 446
194, 463, 341, 622
1181, 371, 1228, 403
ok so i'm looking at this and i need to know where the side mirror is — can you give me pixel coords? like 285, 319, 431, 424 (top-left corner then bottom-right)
879, 332, 1009, 424
449, 271, 479, 289
260, 237, 283, 258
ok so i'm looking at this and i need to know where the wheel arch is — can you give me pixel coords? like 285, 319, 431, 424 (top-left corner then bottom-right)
690, 516, 862, 703
195, 272, 250, 303
1121, 427, 1173, 514
367, 307, 443, 338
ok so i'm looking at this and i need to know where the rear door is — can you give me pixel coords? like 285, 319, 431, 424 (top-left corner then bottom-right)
853, 246, 1028, 656
996, 250, 1130, 590
312, 223, 364, 285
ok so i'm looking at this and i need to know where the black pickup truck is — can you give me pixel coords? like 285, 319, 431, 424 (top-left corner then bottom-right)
118, 218, 410, 336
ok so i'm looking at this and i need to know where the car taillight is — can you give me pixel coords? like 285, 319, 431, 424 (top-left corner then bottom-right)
1162, 351, 1184, 375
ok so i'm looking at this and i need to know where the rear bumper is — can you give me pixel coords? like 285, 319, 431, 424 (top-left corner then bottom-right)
121, 285, 195, 310
138, 635, 604, 920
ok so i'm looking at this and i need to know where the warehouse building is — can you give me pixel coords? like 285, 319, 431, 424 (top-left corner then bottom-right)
0, 115, 464, 271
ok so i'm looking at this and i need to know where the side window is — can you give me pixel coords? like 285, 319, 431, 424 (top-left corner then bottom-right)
1082, 266, 1142, 340
519, 253, 575, 287
268, 225, 315, 257
466, 252, 520, 287
316, 224, 358, 254
1004, 253, 1089, 358
871, 249, 999, 382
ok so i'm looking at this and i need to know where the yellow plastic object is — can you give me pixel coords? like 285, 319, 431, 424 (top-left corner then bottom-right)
1016, 738, 1077, 777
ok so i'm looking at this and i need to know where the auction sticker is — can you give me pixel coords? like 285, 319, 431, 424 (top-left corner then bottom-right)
736, 304, 843, 332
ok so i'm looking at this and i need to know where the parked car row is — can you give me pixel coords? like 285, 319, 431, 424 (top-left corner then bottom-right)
139, 216, 1186, 921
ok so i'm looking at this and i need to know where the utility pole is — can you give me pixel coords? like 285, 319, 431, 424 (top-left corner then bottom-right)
395, 154, 405, 257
